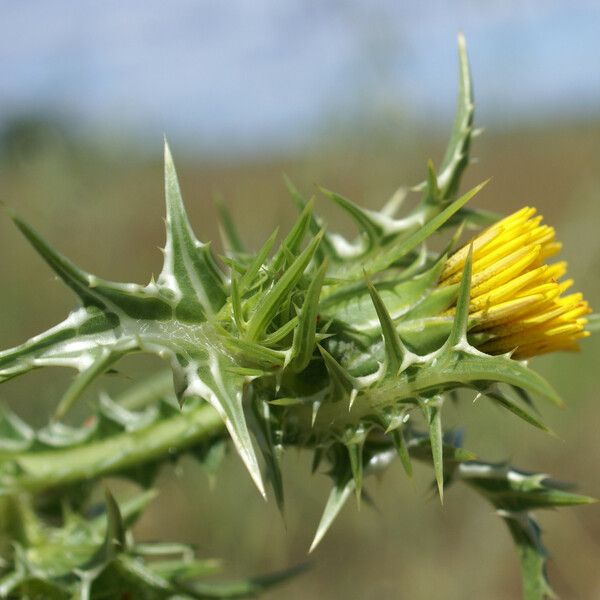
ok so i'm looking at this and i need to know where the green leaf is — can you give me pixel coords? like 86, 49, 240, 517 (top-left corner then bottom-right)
90, 490, 158, 539
223, 335, 286, 369
459, 461, 595, 600
320, 255, 445, 333
239, 228, 278, 294
190, 352, 266, 497
10, 214, 173, 320
368, 346, 562, 417
309, 474, 354, 553
245, 231, 323, 341
391, 427, 413, 477
53, 347, 121, 420
88, 554, 173, 599
271, 198, 314, 270
320, 188, 382, 250
90, 488, 126, 567
10, 212, 107, 308
0, 308, 123, 383
318, 346, 357, 401
437, 32, 474, 199
360, 180, 488, 276
290, 260, 327, 372
501, 513, 556, 600
408, 429, 477, 468
425, 160, 441, 204
250, 396, 285, 515
0, 405, 33, 452
451, 352, 563, 407
160, 141, 226, 319
419, 398, 444, 503
459, 462, 595, 511
367, 282, 405, 375
446, 244, 472, 347
480, 388, 550, 433
391, 429, 413, 477
284, 175, 339, 263
230, 273, 245, 331
344, 426, 366, 506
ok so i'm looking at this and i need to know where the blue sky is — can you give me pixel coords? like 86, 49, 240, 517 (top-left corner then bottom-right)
1, 1, 599, 154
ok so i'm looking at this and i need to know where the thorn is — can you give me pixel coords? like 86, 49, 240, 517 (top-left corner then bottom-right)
311, 400, 321, 428
348, 389, 358, 411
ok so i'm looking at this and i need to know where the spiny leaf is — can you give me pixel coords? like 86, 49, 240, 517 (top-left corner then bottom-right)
458, 462, 595, 511
0, 308, 120, 383
245, 231, 323, 341
290, 260, 327, 372
344, 426, 366, 506
320, 255, 446, 333
261, 317, 299, 347
230, 273, 245, 331
466, 353, 562, 407
97, 394, 159, 433
10, 212, 107, 308
367, 282, 405, 375
480, 387, 550, 433
361, 180, 488, 276
391, 429, 413, 477
437, 32, 474, 199
408, 429, 477, 468
380, 186, 408, 217
223, 335, 286, 368
425, 160, 441, 204
53, 347, 121, 420
447, 244, 472, 347
0, 405, 34, 452
160, 140, 226, 318
458, 460, 595, 600
189, 356, 266, 497
250, 396, 285, 515
367, 344, 562, 417
309, 474, 354, 553
9, 215, 172, 321
501, 513, 556, 600
96, 488, 126, 564
284, 175, 338, 263
320, 188, 382, 250
420, 397, 444, 503
318, 346, 356, 400
97, 489, 158, 533
239, 228, 278, 293
271, 198, 314, 270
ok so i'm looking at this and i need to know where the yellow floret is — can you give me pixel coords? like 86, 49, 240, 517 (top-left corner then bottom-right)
441, 207, 591, 359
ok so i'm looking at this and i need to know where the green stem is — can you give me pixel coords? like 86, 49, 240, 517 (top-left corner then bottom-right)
5, 402, 226, 495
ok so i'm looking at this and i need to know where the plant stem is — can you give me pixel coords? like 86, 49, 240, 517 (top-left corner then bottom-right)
5, 401, 226, 495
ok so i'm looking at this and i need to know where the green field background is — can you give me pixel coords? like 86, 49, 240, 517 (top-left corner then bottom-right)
0, 119, 598, 599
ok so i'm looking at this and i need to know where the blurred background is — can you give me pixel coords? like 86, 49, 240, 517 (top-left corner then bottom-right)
1, 1, 599, 598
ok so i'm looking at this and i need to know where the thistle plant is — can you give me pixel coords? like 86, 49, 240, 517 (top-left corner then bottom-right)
0, 36, 595, 599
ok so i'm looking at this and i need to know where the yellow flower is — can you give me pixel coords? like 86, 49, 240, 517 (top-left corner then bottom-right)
440, 207, 591, 359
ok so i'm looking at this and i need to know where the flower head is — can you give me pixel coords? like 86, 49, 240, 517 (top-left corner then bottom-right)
440, 207, 591, 359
